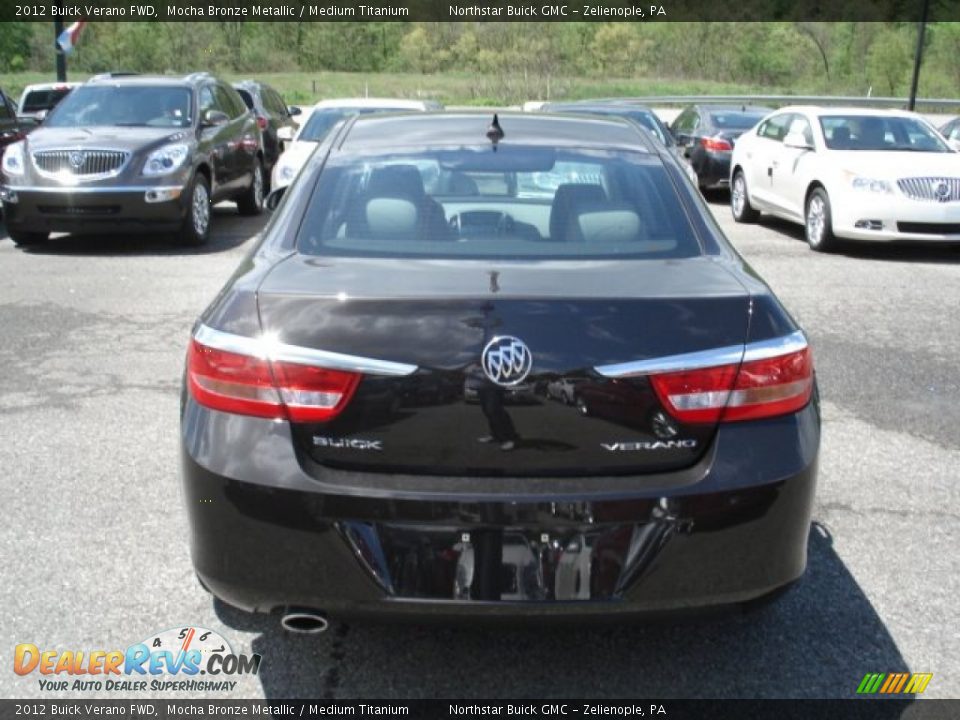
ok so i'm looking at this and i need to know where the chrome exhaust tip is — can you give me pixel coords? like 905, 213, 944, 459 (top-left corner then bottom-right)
280, 610, 329, 635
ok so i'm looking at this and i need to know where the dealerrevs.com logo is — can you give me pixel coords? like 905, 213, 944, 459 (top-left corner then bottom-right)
14, 626, 261, 692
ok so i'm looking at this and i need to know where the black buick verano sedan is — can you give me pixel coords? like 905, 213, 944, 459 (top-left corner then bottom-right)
181, 112, 819, 625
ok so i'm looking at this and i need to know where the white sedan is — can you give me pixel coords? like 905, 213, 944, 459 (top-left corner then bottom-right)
271, 98, 441, 190
730, 106, 960, 252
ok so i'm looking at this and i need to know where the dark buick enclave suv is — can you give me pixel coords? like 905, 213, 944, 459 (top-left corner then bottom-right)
0, 72, 264, 247
181, 112, 819, 625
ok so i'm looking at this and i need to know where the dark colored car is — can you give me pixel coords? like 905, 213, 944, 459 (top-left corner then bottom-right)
670, 104, 772, 191
0, 87, 36, 164
0, 72, 264, 248
232, 80, 300, 185
540, 100, 698, 185
181, 112, 819, 622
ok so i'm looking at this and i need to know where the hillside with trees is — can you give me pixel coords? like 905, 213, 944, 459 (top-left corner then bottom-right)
2, 22, 958, 104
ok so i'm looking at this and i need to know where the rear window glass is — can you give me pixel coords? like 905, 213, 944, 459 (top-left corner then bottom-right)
21, 88, 73, 113
297, 146, 701, 260
709, 112, 766, 130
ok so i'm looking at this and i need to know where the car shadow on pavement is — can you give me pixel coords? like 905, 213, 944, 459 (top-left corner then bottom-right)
705, 195, 960, 264
214, 522, 912, 701
0, 204, 266, 257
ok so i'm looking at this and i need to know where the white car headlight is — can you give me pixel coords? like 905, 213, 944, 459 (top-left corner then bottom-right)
850, 176, 892, 194
2, 141, 26, 177
142, 143, 189, 176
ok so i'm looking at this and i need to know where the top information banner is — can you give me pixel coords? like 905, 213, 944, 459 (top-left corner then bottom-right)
5, 0, 960, 22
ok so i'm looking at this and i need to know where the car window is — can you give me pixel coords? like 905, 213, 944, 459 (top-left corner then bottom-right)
788, 115, 814, 146
20, 87, 73, 114
266, 89, 287, 115
216, 84, 245, 119
235, 88, 255, 110
758, 114, 792, 142
44, 85, 192, 128
0, 94, 11, 120
710, 111, 766, 130
298, 107, 411, 142
297, 147, 702, 260
199, 86, 216, 116
819, 115, 950, 152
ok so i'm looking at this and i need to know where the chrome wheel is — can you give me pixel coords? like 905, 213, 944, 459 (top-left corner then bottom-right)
806, 195, 825, 246
252, 165, 263, 208
192, 182, 210, 237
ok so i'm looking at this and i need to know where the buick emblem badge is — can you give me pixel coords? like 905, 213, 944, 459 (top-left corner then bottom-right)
481, 336, 533, 387
934, 181, 951, 202
69, 151, 85, 169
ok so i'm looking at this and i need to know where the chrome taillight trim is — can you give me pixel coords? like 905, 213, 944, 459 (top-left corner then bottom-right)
594, 330, 808, 378
193, 324, 418, 377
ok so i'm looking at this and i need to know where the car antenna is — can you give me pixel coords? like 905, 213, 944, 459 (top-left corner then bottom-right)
486, 113, 504, 150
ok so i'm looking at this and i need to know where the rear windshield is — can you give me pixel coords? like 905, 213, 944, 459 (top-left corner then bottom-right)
44, 86, 193, 128
21, 88, 73, 113
298, 107, 415, 142
709, 112, 766, 130
819, 114, 950, 152
297, 146, 701, 260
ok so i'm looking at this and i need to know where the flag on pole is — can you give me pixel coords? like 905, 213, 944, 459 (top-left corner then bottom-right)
56, 20, 87, 54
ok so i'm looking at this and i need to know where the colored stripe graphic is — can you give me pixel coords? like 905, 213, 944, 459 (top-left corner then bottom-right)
858, 672, 933, 694
904, 673, 933, 694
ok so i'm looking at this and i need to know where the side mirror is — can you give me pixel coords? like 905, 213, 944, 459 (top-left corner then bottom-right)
288, 105, 302, 117
277, 126, 294, 142
265, 185, 286, 212
783, 132, 814, 151
201, 109, 230, 128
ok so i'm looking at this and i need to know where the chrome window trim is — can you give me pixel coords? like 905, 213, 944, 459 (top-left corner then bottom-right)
594, 330, 807, 377
194, 324, 418, 377
1, 185, 183, 194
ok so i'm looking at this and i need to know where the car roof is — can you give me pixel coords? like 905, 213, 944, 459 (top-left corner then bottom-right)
339, 112, 655, 153
310, 97, 434, 110
21, 82, 81, 92
84, 73, 214, 88
695, 104, 773, 114
544, 102, 656, 114
775, 105, 921, 118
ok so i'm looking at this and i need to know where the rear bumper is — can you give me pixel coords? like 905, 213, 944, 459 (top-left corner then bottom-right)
181, 396, 820, 619
1, 184, 186, 234
694, 152, 731, 189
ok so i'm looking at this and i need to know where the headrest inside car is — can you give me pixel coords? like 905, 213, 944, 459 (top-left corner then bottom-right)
367, 165, 426, 199
365, 197, 418, 237
575, 205, 642, 244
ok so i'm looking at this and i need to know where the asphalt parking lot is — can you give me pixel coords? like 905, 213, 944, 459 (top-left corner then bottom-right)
1, 194, 958, 700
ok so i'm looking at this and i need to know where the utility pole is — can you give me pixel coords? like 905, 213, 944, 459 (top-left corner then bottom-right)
907, 0, 931, 111
54, 8, 67, 82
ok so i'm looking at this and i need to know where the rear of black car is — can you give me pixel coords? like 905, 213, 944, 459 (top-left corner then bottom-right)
180, 113, 819, 619
672, 105, 771, 190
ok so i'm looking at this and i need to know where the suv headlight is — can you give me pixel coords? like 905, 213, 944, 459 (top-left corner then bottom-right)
850, 176, 892, 194
142, 143, 190, 176
2, 141, 26, 177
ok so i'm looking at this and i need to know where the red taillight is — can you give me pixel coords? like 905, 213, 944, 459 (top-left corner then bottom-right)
650, 347, 813, 424
256, 115, 268, 130
701, 136, 733, 152
187, 339, 360, 422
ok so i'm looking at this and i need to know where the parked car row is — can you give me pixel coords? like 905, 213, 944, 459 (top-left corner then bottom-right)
730, 106, 960, 251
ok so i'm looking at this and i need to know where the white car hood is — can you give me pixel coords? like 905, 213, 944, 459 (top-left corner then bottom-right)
831, 150, 960, 178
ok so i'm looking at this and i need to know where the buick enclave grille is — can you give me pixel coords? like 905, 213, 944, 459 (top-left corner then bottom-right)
897, 177, 960, 203
32, 149, 129, 179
